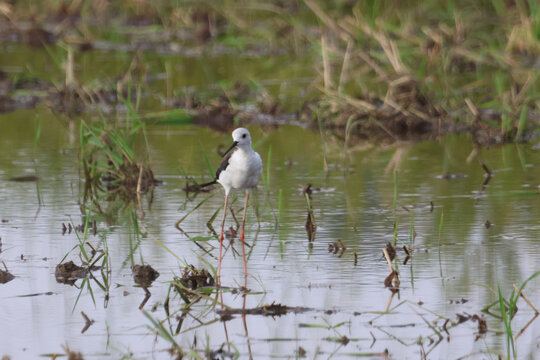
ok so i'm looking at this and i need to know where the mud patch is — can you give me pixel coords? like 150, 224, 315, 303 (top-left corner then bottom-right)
217, 302, 312, 318
0, 268, 15, 284
55, 261, 89, 285
132, 264, 160, 287
177, 265, 214, 290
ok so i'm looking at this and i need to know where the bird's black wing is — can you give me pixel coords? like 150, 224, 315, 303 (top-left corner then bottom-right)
198, 150, 234, 188
215, 151, 234, 180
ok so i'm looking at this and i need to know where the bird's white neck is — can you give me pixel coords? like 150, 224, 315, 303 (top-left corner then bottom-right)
237, 144, 254, 153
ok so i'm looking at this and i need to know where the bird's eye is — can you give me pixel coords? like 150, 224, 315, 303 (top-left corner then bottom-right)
242, 133, 247, 138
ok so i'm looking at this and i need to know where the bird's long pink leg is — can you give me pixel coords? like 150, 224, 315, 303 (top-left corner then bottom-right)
240, 190, 249, 285
218, 193, 228, 287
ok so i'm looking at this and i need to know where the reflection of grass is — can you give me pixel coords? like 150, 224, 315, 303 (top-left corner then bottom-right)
58, 203, 112, 310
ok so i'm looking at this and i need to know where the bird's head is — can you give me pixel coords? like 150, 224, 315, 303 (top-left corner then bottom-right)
232, 128, 252, 146
223, 128, 252, 155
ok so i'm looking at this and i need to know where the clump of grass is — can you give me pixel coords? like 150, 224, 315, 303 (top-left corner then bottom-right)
303, 0, 540, 144
437, 209, 444, 278
80, 119, 158, 202
482, 271, 540, 359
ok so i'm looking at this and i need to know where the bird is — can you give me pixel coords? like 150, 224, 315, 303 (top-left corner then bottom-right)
199, 128, 263, 286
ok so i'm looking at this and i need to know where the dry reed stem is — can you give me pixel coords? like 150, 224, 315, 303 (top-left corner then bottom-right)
322, 88, 377, 112
357, 51, 389, 80
514, 74, 533, 107
65, 47, 75, 88
303, 0, 340, 34
338, 39, 353, 93
516, 313, 539, 340
422, 27, 443, 45
321, 34, 332, 91
513, 284, 539, 315
345, 15, 407, 75
136, 164, 143, 194
385, 291, 396, 312
465, 98, 479, 118
465, 147, 478, 164
382, 248, 395, 272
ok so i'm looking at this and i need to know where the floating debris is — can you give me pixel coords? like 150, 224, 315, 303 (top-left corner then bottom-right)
325, 335, 350, 345
7, 175, 39, 182
382, 247, 400, 292
472, 314, 487, 337
384, 270, 399, 290
305, 211, 316, 242
74, 221, 97, 235
80, 311, 95, 334
132, 264, 160, 287
61, 344, 84, 360
55, 261, 89, 285
449, 298, 469, 304
385, 242, 396, 261
302, 183, 313, 196
437, 173, 467, 180
455, 312, 471, 324
225, 226, 237, 240
177, 265, 214, 291
217, 302, 311, 318
0, 268, 15, 284
328, 240, 346, 257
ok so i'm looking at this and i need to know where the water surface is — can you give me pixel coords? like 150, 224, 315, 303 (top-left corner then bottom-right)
1, 111, 540, 358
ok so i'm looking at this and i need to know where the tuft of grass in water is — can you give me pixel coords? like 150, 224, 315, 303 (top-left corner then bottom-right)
80, 81, 158, 207
33, 117, 43, 206
497, 284, 516, 359
481, 271, 540, 359
392, 219, 398, 246
316, 110, 329, 172
143, 310, 181, 348
264, 145, 272, 190
392, 170, 398, 212
437, 209, 444, 278
344, 115, 358, 150
305, 191, 316, 229
80, 118, 157, 203
408, 214, 415, 289
515, 106, 528, 142
409, 214, 415, 247
277, 188, 283, 227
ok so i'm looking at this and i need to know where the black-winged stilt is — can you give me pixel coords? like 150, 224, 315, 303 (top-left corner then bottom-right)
200, 128, 263, 286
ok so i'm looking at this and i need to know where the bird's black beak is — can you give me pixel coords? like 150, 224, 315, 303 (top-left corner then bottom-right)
223, 141, 238, 157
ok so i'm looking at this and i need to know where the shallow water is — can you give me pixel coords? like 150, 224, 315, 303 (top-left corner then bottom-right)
1, 108, 540, 359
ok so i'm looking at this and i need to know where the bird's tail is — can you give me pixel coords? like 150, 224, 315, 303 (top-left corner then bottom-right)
198, 179, 217, 188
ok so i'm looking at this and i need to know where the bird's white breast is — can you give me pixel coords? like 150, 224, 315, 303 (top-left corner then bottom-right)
218, 149, 262, 192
